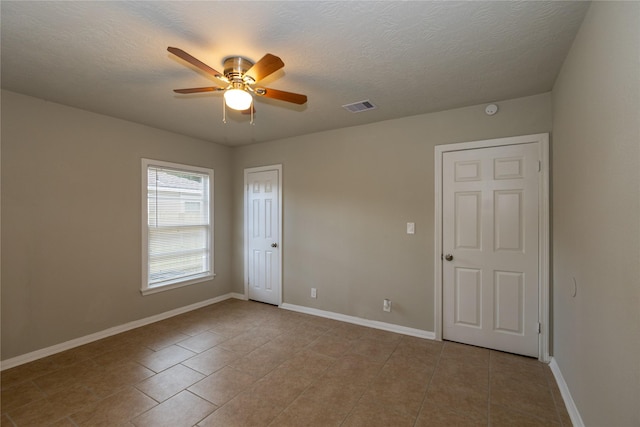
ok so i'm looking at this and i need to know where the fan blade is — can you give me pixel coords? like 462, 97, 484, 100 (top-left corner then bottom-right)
245, 54, 284, 82
173, 87, 224, 94
167, 47, 226, 81
256, 87, 307, 104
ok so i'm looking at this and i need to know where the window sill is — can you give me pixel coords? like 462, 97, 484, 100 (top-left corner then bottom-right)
141, 273, 216, 296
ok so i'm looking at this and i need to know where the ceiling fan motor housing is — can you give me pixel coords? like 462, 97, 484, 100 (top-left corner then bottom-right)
223, 57, 255, 85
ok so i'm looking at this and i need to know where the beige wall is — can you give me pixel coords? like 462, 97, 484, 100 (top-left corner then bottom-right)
552, 2, 640, 426
2, 90, 551, 361
1, 90, 233, 360
232, 93, 552, 332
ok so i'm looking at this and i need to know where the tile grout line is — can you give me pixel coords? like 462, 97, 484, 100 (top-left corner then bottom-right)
488, 352, 565, 426
487, 350, 493, 427
544, 365, 570, 427
4, 413, 18, 427
411, 339, 445, 427
338, 337, 400, 426
187, 389, 218, 427
264, 335, 343, 427
83, 327, 218, 425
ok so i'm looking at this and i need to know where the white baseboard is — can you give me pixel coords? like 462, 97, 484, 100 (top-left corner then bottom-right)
279, 303, 436, 340
2, 295, 433, 371
549, 357, 585, 427
1, 293, 239, 371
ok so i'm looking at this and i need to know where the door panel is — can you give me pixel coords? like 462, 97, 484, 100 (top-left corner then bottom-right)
455, 192, 481, 249
454, 267, 482, 328
494, 190, 523, 252
493, 271, 524, 334
443, 143, 539, 357
246, 169, 280, 305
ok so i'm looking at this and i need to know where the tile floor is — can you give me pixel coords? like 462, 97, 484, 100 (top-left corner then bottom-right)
1, 299, 572, 426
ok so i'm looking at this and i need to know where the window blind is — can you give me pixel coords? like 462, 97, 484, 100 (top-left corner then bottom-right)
146, 166, 211, 287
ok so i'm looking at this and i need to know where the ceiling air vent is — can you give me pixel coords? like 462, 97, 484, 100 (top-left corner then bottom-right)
342, 100, 377, 113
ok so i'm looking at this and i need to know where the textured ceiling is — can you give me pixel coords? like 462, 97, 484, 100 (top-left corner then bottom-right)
0, 1, 589, 146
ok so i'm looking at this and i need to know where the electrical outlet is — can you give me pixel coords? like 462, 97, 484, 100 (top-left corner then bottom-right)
383, 299, 392, 312
311, 288, 317, 299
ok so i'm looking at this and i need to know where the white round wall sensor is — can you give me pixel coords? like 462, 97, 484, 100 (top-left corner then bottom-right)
485, 104, 498, 116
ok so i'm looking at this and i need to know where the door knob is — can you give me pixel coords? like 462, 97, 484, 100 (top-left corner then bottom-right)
271, 243, 278, 248
444, 254, 453, 261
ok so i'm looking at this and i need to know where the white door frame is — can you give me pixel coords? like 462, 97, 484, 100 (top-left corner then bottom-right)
244, 164, 283, 305
434, 133, 550, 362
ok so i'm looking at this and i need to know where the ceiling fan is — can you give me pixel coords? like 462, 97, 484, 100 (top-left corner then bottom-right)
167, 47, 307, 115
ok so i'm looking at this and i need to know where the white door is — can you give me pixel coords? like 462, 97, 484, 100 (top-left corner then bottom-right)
442, 142, 539, 357
245, 167, 281, 305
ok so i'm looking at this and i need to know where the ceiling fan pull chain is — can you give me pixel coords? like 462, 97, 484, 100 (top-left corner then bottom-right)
222, 97, 227, 124
250, 103, 255, 125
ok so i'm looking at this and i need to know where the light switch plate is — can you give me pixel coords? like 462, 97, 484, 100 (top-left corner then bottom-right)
406, 222, 415, 234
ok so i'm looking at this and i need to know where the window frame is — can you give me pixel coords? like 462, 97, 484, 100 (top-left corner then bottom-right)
141, 158, 215, 295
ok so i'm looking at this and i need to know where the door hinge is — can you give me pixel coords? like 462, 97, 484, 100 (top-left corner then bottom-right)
538, 161, 542, 172
537, 322, 541, 334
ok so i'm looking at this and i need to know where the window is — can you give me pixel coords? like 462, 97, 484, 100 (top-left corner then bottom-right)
141, 159, 214, 295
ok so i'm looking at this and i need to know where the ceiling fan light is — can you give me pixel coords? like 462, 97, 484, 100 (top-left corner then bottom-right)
224, 89, 253, 111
